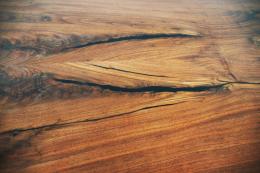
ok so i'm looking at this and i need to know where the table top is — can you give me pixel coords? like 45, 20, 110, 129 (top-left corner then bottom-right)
0, 0, 260, 172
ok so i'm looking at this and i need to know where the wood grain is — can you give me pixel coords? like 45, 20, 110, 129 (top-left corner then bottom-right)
0, 0, 260, 172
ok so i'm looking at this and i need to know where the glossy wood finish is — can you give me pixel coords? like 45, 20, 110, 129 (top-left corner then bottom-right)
0, 0, 260, 172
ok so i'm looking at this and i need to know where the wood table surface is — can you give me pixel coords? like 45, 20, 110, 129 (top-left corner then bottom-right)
0, 0, 260, 172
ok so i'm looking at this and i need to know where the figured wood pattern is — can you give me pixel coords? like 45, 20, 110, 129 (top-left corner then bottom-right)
0, 0, 260, 172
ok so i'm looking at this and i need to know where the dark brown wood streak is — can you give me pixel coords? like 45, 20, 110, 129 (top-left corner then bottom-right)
0, 0, 260, 172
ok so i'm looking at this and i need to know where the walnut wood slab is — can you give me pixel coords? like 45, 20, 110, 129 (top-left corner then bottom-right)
0, 0, 260, 172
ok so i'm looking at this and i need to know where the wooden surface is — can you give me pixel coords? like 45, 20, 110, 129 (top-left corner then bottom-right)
0, 0, 260, 172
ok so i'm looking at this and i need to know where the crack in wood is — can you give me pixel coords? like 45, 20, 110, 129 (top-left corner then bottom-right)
62, 33, 201, 51
53, 78, 227, 93
88, 64, 170, 78
0, 32, 201, 57
0, 101, 186, 137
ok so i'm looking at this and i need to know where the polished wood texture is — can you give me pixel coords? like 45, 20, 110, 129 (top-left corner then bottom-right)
0, 0, 260, 172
